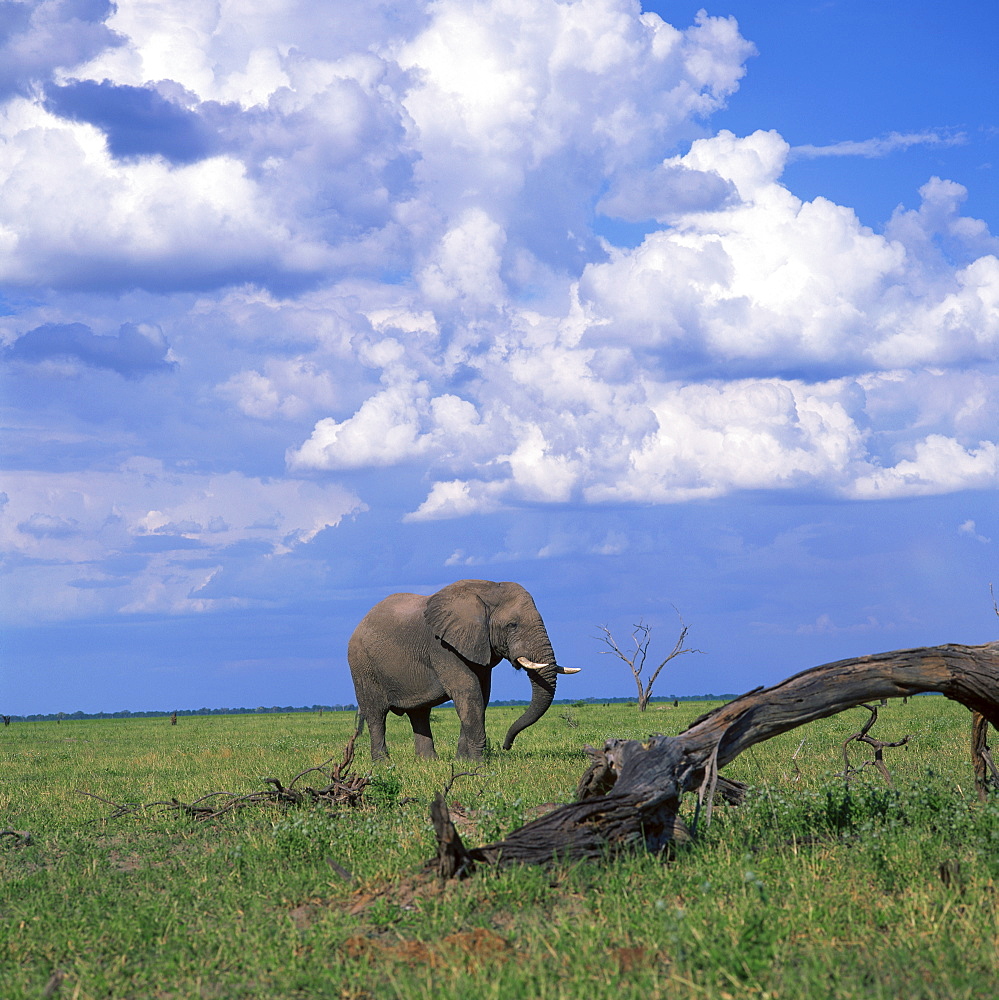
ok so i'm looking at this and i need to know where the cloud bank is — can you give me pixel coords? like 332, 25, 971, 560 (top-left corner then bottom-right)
2, 0, 997, 625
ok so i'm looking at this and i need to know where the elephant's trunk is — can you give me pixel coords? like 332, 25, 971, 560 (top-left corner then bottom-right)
502, 662, 558, 750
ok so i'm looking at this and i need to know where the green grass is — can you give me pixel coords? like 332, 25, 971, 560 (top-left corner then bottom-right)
2, 699, 997, 999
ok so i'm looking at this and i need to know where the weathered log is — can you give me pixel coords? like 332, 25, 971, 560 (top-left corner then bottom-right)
431, 642, 999, 873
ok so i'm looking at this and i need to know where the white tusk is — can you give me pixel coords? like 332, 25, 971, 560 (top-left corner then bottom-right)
557, 666, 581, 674
516, 656, 549, 670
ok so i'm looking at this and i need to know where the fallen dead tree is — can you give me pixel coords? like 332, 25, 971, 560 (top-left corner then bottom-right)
431, 641, 999, 877
81, 731, 368, 822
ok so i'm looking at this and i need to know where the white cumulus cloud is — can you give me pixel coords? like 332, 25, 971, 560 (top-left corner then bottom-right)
2, 0, 997, 624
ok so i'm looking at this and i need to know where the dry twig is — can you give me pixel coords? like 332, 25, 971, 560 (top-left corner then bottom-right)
41, 969, 66, 998
786, 739, 806, 782
440, 763, 481, 800
0, 829, 32, 847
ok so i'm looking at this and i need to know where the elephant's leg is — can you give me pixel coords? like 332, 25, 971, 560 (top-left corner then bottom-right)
449, 670, 489, 760
407, 706, 438, 759
365, 707, 390, 761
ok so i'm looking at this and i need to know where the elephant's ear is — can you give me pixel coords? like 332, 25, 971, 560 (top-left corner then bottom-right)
425, 580, 493, 666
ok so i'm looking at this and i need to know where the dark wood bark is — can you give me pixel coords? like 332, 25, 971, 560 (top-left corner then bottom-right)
430, 641, 999, 874
972, 711, 999, 801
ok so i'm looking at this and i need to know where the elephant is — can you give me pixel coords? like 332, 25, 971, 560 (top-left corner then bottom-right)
347, 579, 580, 761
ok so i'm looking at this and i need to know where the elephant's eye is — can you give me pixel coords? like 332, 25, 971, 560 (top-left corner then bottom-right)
506, 621, 519, 630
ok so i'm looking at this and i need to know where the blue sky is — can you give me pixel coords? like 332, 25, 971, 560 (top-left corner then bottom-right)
2, 0, 997, 718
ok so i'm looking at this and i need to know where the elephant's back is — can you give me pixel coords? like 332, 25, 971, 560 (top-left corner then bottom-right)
353, 591, 428, 630
348, 591, 433, 664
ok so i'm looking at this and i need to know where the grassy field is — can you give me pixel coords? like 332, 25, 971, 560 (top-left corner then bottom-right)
2, 698, 998, 999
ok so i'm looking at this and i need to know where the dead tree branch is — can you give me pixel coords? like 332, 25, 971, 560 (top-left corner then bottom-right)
972, 710, 999, 801
838, 703, 910, 786
429, 641, 999, 875
81, 731, 369, 822
972, 587, 999, 800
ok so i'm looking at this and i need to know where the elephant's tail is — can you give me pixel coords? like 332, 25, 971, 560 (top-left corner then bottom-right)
354, 710, 365, 736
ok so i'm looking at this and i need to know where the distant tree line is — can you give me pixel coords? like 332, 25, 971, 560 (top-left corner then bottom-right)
1, 694, 740, 723
2, 705, 359, 723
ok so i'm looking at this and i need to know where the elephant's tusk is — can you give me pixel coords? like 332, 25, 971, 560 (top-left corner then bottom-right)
515, 657, 581, 674
516, 656, 549, 670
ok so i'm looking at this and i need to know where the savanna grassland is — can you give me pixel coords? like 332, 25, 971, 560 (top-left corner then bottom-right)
2, 698, 998, 1000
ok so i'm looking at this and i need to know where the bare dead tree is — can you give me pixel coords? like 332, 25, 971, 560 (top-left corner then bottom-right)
429, 641, 999, 875
597, 608, 701, 711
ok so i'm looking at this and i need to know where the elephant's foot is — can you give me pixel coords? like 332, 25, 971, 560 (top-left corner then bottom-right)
456, 738, 485, 761
408, 708, 438, 760
413, 732, 438, 759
